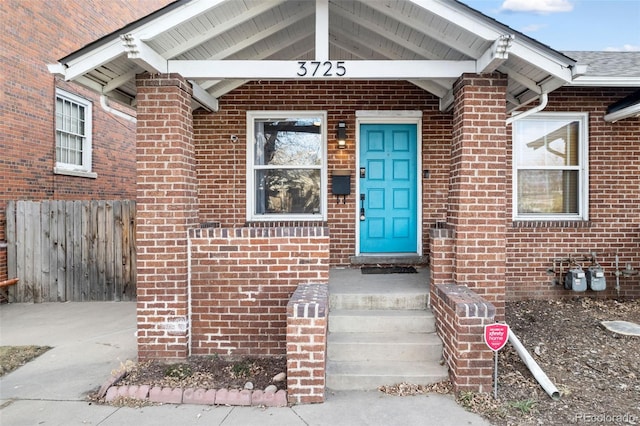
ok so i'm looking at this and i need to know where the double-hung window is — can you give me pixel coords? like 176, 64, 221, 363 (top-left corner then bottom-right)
247, 111, 327, 221
513, 112, 588, 221
54, 89, 95, 178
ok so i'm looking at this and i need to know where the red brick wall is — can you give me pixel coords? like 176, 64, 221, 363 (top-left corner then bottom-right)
431, 283, 496, 393
193, 80, 452, 266
505, 87, 640, 300
189, 227, 330, 357
286, 283, 329, 404
0, 0, 172, 281
449, 74, 508, 317
135, 73, 197, 361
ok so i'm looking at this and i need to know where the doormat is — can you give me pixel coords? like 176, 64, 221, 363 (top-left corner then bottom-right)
361, 266, 417, 274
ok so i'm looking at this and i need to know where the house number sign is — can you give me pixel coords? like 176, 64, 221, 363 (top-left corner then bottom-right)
296, 61, 347, 77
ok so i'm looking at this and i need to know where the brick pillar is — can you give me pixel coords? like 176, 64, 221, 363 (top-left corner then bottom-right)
286, 283, 328, 404
135, 73, 198, 361
448, 73, 508, 318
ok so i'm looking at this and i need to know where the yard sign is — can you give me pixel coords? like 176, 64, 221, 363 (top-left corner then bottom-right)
484, 323, 510, 399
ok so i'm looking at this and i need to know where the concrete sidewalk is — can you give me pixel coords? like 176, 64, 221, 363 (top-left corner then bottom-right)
0, 302, 492, 426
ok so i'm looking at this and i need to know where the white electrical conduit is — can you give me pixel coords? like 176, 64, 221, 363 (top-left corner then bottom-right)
506, 93, 548, 125
508, 330, 561, 400
100, 95, 137, 123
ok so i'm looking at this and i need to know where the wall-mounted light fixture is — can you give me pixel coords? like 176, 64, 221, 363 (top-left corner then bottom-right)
336, 121, 347, 149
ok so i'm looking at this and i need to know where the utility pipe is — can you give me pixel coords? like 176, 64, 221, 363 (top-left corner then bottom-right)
506, 93, 548, 125
508, 330, 561, 400
100, 95, 136, 123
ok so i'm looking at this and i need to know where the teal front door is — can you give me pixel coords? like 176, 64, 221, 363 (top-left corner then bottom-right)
359, 123, 418, 254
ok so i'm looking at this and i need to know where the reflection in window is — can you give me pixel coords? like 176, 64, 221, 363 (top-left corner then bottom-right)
513, 113, 588, 220
249, 114, 326, 219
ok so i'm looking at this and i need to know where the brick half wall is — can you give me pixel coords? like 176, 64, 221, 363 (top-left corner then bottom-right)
189, 226, 330, 357
431, 283, 496, 394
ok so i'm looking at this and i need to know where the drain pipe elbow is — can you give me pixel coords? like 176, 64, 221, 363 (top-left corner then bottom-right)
100, 95, 137, 123
506, 93, 548, 125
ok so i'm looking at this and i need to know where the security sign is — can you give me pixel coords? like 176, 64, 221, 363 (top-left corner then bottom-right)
484, 323, 510, 351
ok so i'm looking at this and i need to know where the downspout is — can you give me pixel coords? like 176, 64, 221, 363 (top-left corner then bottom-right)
506, 93, 548, 125
509, 330, 561, 400
100, 95, 136, 123
187, 232, 192, 357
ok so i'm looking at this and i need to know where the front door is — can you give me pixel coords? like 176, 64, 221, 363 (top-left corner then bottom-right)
359, 123, 418, 254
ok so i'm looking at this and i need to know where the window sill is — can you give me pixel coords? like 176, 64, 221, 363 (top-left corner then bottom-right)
512, 220, 591, 229
54, 167, 98, 179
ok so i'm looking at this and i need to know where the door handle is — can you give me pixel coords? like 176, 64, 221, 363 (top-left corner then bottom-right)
360, 194, 365, 220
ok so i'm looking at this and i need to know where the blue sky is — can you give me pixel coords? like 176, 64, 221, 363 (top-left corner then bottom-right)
462, 0, 640, 51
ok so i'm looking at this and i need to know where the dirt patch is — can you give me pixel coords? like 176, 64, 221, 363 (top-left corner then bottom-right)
95, 297, 639, 425
467, 297, 640, 425
112, 356, 286, 392
0, 345, 51, 376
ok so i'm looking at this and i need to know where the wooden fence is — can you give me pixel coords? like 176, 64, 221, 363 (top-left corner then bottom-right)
6, 200, 136, 302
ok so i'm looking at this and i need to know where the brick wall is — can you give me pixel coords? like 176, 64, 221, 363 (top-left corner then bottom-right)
0, 0, 172, 282
431, 283, 496, 393
286, 283, 329, 404
193, 80, 452, 266
135, 73, 197, 361
189, 226, 330, 357
449, 73, 508, 317
505, 87, 640, 300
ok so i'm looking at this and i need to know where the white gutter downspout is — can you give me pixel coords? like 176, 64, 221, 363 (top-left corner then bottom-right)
509, 330, 561, 400
506, 92, 548, 125
100, 95, 137, 123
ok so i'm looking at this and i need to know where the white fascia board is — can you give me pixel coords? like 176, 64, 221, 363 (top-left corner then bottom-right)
604, 103, 640, 122
54, 40, 125, 81
315, 0, 329, 61
569, 76, 640, 87
509, 42, 573, 82
134, 0, 227, 41
169, 60, 476, 79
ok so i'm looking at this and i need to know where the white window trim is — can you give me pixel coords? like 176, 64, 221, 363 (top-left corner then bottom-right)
512, 112, 589, 222
54, 88, 96, 179
246, 111, 328, 222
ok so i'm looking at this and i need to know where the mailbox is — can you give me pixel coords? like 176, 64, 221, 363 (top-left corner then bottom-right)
332, 170, 351, 203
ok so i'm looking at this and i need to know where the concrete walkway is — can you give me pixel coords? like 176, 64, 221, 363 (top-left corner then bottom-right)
0, 302, 492, 426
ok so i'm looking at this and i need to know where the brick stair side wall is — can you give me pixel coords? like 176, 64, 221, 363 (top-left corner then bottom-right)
431, 283, 496, 394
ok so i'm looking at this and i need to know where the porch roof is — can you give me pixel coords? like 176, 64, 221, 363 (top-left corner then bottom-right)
48, 0, 582, 113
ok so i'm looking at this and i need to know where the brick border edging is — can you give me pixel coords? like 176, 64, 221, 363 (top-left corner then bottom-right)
102, 383, 288, 407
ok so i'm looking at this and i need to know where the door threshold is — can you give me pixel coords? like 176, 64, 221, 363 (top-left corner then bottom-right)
350, 255, 428, 266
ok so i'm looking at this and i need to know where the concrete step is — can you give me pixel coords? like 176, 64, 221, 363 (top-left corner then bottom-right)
328, 331, 442, 362
329, 291, 428, 310
329, 309, 436, 333
326, 360, 450, 391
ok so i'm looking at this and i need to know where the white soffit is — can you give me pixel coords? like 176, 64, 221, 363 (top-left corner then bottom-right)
48, 0, 577, 112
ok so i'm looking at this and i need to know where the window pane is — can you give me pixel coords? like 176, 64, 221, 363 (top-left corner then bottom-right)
255, 169, 321, 214
254, 118, 322, 166
516, 120, 579, 166
518, 170, 579, 214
